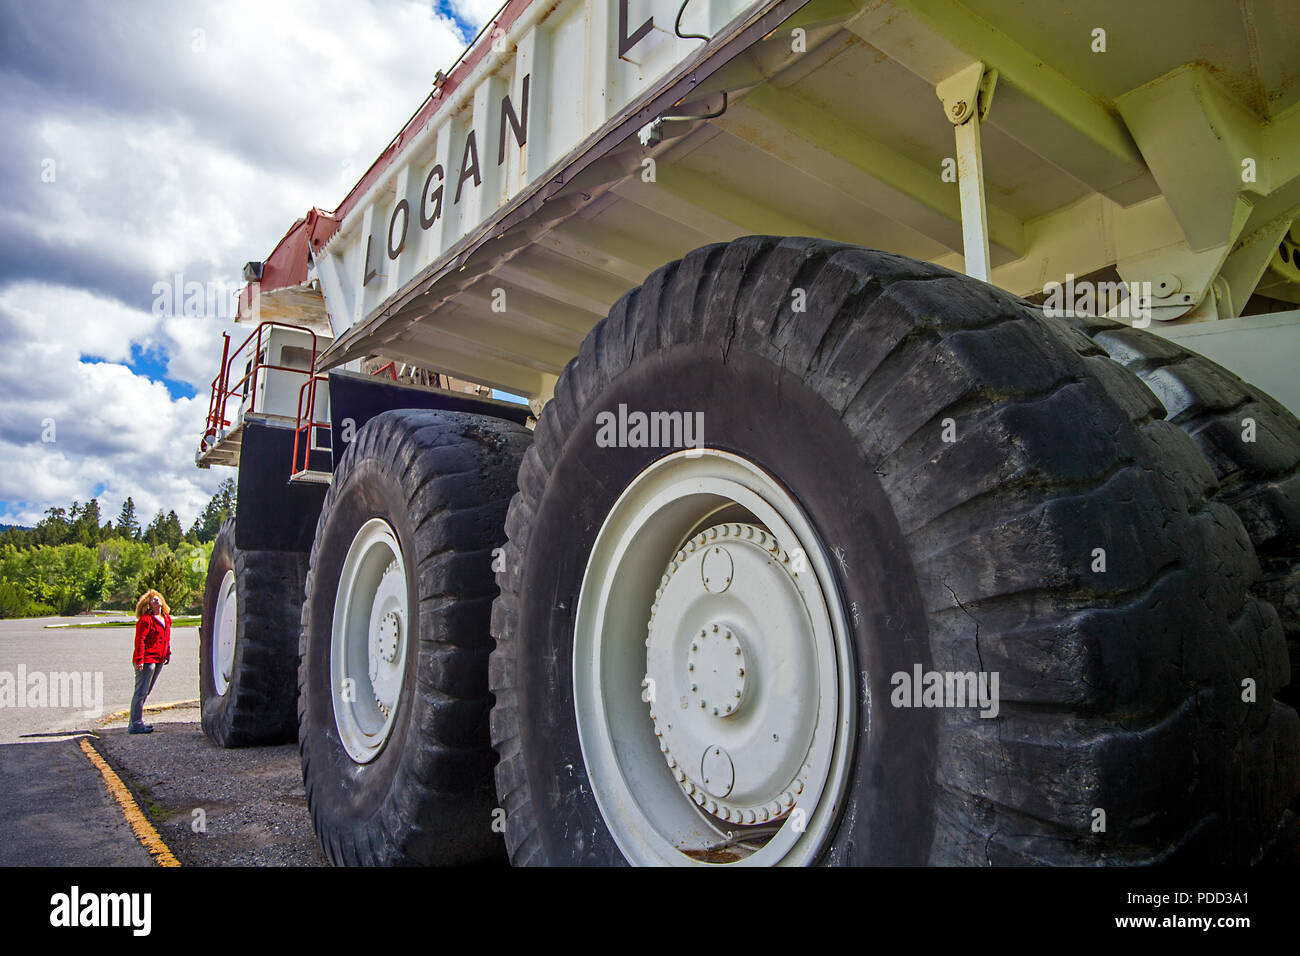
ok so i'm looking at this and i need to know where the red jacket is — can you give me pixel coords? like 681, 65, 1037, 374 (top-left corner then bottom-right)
133, 613, 172, 667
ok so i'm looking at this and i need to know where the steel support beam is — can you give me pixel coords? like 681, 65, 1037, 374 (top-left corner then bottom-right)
937, 62, 996, 281
728, 84, 1024, 258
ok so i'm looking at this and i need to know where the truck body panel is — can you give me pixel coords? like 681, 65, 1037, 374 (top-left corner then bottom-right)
262, 0, 1300, 413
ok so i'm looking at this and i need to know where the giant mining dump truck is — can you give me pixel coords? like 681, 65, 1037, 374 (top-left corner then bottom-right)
194, 0, 1300, 865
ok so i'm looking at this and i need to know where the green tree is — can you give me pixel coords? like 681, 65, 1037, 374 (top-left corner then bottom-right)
21, 543, 97, 615
162, 510, 184, 549
0, 526, 32, 550
73, 498, 102, 546
142, 510, 183, 549
139, 551, 192, 611
191, 478, 236, 543
82, 562, 108, 609
0, 578, 29, 618
0, 492, 217, 616
104, 539, 152, 608
116, 497, 140, 540
34, 506, 71, 546
59, 543, 97, 586
180, 542, 213, 601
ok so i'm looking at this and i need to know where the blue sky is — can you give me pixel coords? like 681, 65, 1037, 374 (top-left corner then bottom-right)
435, 0, 481, 39
81, 344, 197, 401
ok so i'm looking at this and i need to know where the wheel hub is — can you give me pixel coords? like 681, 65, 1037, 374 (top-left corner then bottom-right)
367, 562, 405, 717
331, 520, 409, 763
572, 450, 855, 866
685, 624, 747, 717
212, 569, 237, 696
646, 523, 819, 826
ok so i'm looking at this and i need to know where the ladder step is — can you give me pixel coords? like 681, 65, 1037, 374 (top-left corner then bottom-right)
289, 469, 332, 485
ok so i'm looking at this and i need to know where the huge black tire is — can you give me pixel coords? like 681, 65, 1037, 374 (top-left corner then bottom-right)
1062, 315, 1300, 711
299, 409, 530, 866
489, 236, 1300, 865
199, 519, 306, 747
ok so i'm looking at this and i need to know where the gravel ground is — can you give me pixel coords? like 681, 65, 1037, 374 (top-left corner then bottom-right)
95, 717, 327, 866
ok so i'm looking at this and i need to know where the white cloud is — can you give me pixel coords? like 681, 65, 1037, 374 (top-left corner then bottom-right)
0, 0, 477, 528
447, 0, 508, 34
0, 281, 225, 527
3, 0, 469, 302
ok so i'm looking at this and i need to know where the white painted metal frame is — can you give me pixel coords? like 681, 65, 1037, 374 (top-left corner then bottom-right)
937, 61, 994, 281
317, 0, 760, 343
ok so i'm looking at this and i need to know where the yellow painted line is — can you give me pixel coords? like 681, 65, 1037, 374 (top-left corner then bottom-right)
78, 737, 181, 867
96, 698, 198, 728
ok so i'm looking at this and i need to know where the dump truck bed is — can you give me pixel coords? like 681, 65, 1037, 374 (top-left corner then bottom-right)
270, 0, 1300, 404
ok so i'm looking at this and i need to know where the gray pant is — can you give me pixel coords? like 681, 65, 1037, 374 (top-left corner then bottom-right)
130, 663, 162, 729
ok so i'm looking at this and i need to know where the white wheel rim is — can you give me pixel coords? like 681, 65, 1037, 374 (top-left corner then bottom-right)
573, 450, 855, 865
212, 569, 237, 696
331, 518, 410, 764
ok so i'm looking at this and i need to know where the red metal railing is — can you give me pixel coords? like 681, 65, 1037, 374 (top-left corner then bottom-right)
199, 332, 233, 454
198, 321, 323, 478
291, 358, 405, 476
292, 373, 332, 477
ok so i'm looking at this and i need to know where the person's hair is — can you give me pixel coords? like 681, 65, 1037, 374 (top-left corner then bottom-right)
135, 589, 171, 618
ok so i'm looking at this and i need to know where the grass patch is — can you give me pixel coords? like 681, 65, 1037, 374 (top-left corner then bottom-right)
52, 615, 202, 629
135, 782, 183, 823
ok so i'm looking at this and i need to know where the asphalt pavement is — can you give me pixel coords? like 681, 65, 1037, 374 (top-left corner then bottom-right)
0, 616, 325, 866
0, 616, 198, 743
0, 737, 154, 866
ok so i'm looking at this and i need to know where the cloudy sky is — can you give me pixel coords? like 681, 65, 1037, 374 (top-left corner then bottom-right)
0, 0, 503, 529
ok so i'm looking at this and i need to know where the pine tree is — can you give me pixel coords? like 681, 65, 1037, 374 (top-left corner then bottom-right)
116, 497, 140, 540
74, 498, 102, 545
192, 478, 236, 543
139, 552, 192, 610
142, 510, 166, 546
162, 510, 184, 550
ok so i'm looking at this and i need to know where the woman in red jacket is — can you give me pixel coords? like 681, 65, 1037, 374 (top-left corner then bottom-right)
130, 589, 171, 734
